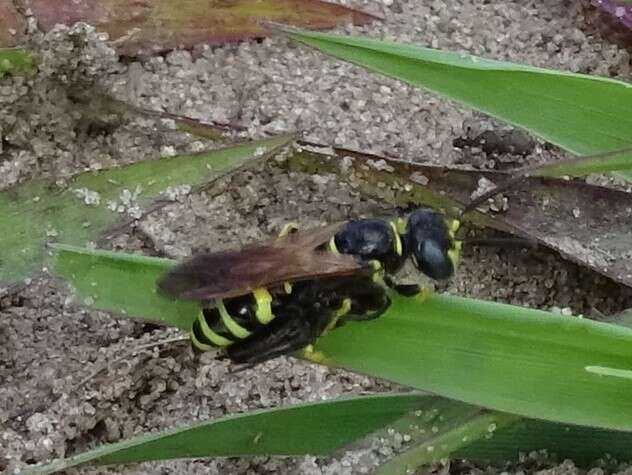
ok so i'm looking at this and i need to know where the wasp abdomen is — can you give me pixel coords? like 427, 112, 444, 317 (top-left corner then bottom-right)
191, 291, 275, 352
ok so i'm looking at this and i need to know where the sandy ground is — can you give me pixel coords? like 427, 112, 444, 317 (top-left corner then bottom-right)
2, 0, 632, 473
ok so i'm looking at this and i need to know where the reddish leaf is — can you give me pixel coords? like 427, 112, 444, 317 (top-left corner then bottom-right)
25, 0, 379, 55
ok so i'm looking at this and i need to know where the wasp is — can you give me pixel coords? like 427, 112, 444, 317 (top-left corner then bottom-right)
157, 207, 461, 366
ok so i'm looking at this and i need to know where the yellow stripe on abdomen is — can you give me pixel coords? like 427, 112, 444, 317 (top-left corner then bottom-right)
195, 311, 233, 348
253, 287, 275, 324
217, 300, 251, 339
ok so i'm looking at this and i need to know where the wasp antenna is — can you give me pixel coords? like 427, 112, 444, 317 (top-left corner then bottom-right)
257, 20, 299, 35
464, 236, 538, 250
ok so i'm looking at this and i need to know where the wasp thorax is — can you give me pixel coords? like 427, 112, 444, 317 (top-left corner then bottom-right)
332, 219, 406, 274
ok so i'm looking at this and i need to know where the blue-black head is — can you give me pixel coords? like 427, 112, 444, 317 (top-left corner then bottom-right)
406, 207, 461, 280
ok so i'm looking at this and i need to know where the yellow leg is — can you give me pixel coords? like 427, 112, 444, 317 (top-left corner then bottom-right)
278, 222, 300, 238
302, 344, 327, 364
416, 286, 433, 303
448, 219, 461, 236
324, 298, 352, 333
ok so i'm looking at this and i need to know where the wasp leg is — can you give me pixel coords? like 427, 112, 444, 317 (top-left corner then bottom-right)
393, 283, 421, 297
301, 344, 327, 364
383, 274, 433, 301
383, 274, 420, 296
416, 286, 433, 302
338, 280, 391, 323
394, 284, 433, 302
226, 318, 314, 366
226, 296, 334, 367
342, 294, 391, 323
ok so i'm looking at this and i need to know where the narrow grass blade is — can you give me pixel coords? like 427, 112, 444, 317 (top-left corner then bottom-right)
376, 412, 518, 475
456, 418, 632, 466
0, 48, 33, 75
376, 400, 632, 474
23, 393, 426, 474
0, 134, 294, 291
522, 147, 632, 178
284, 30, 632, 180
51, 246, 632, 431
370, 397, 482, 474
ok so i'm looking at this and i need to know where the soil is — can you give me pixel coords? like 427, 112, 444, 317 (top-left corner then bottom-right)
2, 1, 632, 474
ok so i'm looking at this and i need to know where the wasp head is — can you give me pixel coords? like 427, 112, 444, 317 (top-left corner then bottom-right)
406, 208, 461, 281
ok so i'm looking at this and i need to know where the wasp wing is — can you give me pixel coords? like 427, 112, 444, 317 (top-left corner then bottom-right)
157, 222, 362, 301
267, 222, 345, 249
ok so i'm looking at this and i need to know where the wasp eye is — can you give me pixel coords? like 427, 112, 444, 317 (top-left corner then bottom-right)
414, 240, 454, 280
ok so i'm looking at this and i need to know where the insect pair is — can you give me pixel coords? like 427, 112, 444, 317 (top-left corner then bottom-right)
157, 207, 462, 366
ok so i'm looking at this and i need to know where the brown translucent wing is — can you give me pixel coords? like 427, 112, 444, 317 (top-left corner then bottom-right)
268, 222, 346, 249
157, 223, 363, 301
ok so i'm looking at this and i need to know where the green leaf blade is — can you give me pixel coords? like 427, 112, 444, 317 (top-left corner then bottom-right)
286, 30, 632, 179
24, 393, 427, 474
1, 134, 294, 289
378, 401, 632, 474
376, 412, 518, 475
456, 417, 632, 466
317, 293, 632, 431
528, 148, 632, 177
51, 244, 197, 329
51, 246, 632, 431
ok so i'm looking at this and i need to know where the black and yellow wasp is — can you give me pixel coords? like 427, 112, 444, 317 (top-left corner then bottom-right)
157, 207, 462, 366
